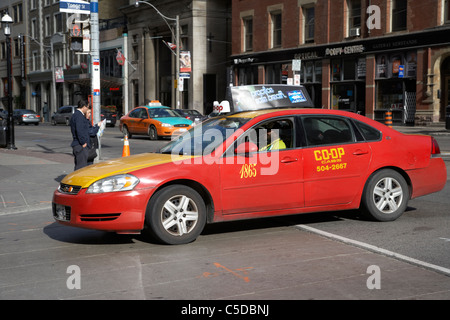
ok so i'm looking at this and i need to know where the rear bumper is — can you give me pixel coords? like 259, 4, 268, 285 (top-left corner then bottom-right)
408, 157, 447, 199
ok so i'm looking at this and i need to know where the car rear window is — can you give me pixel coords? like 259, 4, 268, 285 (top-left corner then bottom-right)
354, 120, 381, 141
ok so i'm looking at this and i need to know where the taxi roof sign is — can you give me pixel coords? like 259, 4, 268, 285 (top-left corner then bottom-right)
213, 100, 231, 114
226, 85, 314, 112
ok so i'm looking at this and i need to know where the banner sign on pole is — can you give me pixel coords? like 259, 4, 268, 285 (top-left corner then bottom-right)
93, 58, 100, 96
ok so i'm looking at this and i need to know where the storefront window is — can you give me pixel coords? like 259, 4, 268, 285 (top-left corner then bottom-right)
330, 57, 365, 114
343, 59, 355, 80
376, 51, 416, 79
332, 83, 354, 110
332, 60, 341, 81
305, 61, 314, 82
376, 80, 403, 110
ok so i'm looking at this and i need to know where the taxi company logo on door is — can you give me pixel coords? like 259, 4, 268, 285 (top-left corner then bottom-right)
314, 147, 345, 164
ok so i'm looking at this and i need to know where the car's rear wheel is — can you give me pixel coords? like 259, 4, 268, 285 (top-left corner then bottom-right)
361, 169, 409, 221
145, 185, 206, 245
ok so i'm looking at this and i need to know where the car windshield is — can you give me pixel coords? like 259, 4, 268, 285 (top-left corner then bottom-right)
187, 110, 202, 116
160, 116, 250, 156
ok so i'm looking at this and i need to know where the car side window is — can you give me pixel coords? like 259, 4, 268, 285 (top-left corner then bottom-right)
140, 109, 148, 119
235, 118, 295, 153
354, 120, 382, 141
302, 116, 353, 146
129, 108, 141, 118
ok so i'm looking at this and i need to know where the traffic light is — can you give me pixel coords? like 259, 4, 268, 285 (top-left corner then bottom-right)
70, 23, 83, 52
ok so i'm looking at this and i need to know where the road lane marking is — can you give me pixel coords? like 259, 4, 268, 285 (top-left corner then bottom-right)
297, 225, 450, 277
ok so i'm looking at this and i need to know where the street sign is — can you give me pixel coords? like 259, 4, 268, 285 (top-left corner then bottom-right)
292, 59, 301, 72
60, 0, 91, 14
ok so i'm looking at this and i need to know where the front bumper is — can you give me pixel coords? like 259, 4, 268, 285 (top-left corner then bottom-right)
157, 126, 191, 137
52, 187, 155, 234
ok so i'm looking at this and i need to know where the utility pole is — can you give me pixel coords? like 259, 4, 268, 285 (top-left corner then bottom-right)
175, 14, 180, 108
90, 0, 100, 124
90, 0, 102, 158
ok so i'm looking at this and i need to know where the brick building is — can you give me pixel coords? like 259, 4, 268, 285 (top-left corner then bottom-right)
231, 0, 450, 124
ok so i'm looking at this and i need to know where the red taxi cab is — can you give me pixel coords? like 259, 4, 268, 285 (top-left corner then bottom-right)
53, 86, 447, 245
119, 102, 192, 140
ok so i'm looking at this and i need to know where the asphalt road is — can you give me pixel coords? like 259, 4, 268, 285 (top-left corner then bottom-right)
1, 122, 449, 302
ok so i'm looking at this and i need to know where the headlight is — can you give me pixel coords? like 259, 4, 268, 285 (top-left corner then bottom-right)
161, 123, 172, 127
86, 174, 139, 194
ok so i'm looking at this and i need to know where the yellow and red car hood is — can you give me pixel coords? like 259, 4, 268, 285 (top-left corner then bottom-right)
62, 153, 193, 188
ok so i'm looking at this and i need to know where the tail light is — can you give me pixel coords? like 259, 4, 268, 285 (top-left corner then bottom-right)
431, 137, 441, 155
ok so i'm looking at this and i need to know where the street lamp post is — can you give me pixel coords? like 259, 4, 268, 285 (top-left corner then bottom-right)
2, 13, 16, 150
135, 1, 180, 107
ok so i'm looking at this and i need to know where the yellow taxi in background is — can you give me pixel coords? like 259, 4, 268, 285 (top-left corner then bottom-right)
119, 102, 192, 140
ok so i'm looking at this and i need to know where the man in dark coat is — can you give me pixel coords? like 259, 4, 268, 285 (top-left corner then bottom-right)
70, 100, 91, 171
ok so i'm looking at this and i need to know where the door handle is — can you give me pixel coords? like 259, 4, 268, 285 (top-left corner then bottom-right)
281, 157, 298, 163
353, 149, 369, 156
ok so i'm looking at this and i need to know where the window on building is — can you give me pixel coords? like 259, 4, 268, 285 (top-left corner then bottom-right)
181, 25, 189, 51
270, 11, 282, 48
30, 0, 37, 10
31, 19, 37, 39
54, 13, 63, 33
445, 0, 450, 22
32, 51, 38, 71
132, 45, 139, 62
392, 0, 407, 32
303, 6, 315, 43
13, 3, 23, 23
348, 0, 361, 34
14, 38, 19, 57
1, 42, 6, 60
243, 17, 253, 52
45, 16, 51, 37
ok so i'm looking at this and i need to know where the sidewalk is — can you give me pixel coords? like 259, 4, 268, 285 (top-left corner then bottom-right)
0, 147, 73, 215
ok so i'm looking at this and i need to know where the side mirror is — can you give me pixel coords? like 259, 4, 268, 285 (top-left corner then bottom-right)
235, 142, 258, 155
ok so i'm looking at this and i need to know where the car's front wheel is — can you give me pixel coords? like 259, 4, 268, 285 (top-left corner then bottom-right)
145, 185, 206, 245
122, 125, 132, 139
361, 169, 409, 222
149, 126, 158, 140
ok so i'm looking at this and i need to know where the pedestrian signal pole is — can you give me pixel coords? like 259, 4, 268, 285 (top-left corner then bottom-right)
90, 0, 102, 158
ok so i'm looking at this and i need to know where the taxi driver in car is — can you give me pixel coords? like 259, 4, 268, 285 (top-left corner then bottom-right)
259, 121, 287, 151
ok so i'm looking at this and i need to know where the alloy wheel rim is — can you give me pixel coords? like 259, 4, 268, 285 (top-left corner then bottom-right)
161, 195, 199, 236
372, 177, 404, 214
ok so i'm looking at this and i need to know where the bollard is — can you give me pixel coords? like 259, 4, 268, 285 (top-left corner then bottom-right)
385, 110, 393, 128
